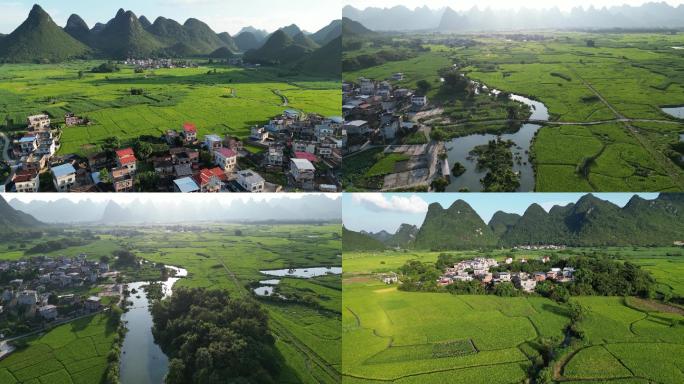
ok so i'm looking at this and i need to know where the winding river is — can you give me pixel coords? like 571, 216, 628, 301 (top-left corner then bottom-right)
445, 93, 549, 192
119, 266, 187, 384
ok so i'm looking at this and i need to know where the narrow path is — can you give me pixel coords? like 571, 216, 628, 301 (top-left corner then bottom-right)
569, 67, 684, 189
272, 89, 289, 107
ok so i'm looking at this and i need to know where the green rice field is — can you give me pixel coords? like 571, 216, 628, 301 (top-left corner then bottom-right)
0, 62, 341, 155
342, 248, 684, 383
0, 314, 116, 384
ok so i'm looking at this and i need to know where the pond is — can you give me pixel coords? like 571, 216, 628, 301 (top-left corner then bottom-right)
259, 266, 342, 278
662, 106, 684, 119
119, 266, 187, 384
445, 92, 549, 192
254, 286, 276, 296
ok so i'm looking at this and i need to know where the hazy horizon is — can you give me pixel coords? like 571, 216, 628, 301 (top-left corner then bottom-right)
0, 0, 341, 35
344, 0, 684, 12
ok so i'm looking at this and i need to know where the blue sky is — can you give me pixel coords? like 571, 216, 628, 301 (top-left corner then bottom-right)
0, 0, 341, 34
343, 193, 659, 233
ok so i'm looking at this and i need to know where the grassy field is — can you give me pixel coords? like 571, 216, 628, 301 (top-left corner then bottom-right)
0, 314, 116, 384
343, 32, 684, 191
342, 248, 684, 383
0, 223, 342, 384
0, 62, 341, 155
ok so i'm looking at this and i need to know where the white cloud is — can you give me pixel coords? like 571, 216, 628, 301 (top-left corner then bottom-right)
352, 193, 428, 214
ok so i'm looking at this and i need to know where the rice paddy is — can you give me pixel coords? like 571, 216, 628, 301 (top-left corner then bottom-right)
342, 248, 684, 383
0, 62, 341, 155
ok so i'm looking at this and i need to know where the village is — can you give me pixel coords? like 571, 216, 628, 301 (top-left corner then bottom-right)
0, 109, 343, 193
0, 253, 122, 341
381, 255, 576, 294
343, 75, 450, 191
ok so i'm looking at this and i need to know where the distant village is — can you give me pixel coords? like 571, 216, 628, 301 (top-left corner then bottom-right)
382, 255, 576, 294
343, 75, 449, 190
1, 108, 343, 193
0, 254, 121, 337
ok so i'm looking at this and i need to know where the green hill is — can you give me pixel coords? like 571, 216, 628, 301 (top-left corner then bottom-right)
279, 24, 303, 38
0, 196, 43, 232
139, 15, 152, 29
342, 17, 375, 37
414, 200, 499, 250
292, 32, 319, 49
63, 14, 91, 45
92, 9, 163, 58
385, 224, 419, 248
234, 32, 261, 51
295, 36, 340, 77
245, 29, 311, 65
0, 4, 90, 63
488, 211, 521, 237
216, 32, 238, 52
311, 20, 342, 46
184, 18, 234, 53
343, 227, 386, 251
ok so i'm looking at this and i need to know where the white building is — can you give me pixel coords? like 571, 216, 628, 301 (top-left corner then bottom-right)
38, 305, 58, 320
204, 134, 223, 152
17, 290, 38, 306
27, 114, 50, 131
13, 171, 39, 193
214, 148, 237, 171
237, 170, 265, 193
411, 96, 428, 107
290, 158, 315, 189
51, 163, 77, 192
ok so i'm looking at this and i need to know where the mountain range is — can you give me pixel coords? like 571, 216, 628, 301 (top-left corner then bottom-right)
0, 4, 341, 70
343, 2, 684, 32
7, 195, 341, 224
347, 194, 684, 250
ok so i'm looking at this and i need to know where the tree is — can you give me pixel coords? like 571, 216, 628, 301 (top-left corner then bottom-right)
78, 70, 84, 79
100, 255, 110, 263
416, 79, 431, 95
99, 168, 113, 184
586, 39, 595, 47
151, 288, 282, 383
235, 229, 243, 236
431, 177, 449, 192
113, 249, 136, 266
134, 141, 154, 161
135, 171, 160, 192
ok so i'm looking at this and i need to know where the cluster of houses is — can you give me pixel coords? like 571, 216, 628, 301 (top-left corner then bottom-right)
122, 58, 198, 70
0, 254, 115, 322
2, 110, 343, 193
437, 256, 575, 293
343, 75, 425, 151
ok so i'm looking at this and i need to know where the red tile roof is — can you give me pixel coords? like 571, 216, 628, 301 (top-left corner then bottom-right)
216, 147, 237, 158
183, 122, 197, 133
116, 148, 137, 165
195, 167, 226, 186
295, 151, 318, 162
13, 171, 37, 183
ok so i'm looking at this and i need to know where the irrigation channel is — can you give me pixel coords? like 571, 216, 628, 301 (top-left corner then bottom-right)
119, 265, 187, 384
445, 92, 549, 192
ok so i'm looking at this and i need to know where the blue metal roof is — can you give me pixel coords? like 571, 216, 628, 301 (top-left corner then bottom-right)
174, 177, 199, 193
51, 163, 76, 178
